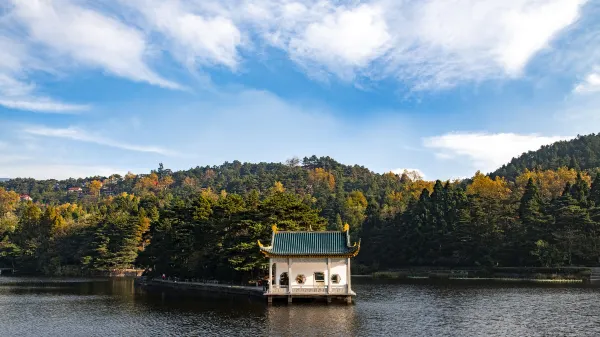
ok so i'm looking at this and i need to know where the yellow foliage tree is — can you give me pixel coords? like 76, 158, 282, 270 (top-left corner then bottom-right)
124, 171, 137, 181
467, 171, 511, 199
380, 190, 406, 220
88, 180, 103, 197
344, 191, 368, 230
272, 181, 285, 193
403, 179, 435, 200
158, 175, 174, 191
200, 188, 219, 202
136, 213, 151, 251
515, 167, 590, 200
0, 188, 20, 215
309, 168, 336, 190
182, 176, 197, 188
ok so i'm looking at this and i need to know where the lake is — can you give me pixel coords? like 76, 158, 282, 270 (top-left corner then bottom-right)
2, 277, 600, 336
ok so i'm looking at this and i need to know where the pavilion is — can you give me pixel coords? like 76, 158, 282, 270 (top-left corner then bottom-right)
258, 224, 360, 304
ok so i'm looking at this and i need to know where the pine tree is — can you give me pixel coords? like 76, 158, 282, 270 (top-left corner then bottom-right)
589, 174, 600, 206
569, 172, 590, 206
518, 178, 548, 265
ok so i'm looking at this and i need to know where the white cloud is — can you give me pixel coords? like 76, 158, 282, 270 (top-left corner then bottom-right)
423, 132, 572, 173
391, 168, 426, 180
23, 126, 175, 156
212, 0, 588, 89
384, 0, 587, 90
0, 0, 591, 100
574, 72, 600, 93
123, 0, 242, 69
8, 0, 180, 89
288, 4, 391, 79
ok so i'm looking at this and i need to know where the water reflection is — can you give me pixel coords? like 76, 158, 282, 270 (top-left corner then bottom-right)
266, 303, 357, 336
2, 277, 600, 336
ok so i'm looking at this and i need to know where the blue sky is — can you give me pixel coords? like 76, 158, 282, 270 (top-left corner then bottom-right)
1, 0, 600, 180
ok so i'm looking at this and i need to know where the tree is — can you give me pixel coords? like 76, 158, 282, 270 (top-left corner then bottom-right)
467, 171, 511, 200
590, 174, 600, 206
285, 157, 300, 167
0, 188, 19, 216
89, 180, 102, 197
271, 181, 285, 194
309, 168, 336, 191
344, 191, 368, 232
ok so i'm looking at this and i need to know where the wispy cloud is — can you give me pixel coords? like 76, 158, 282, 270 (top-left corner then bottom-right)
0, 37, 88, 113
9, 0, 181, 89
120, 0, 242, 70
423, 132, 572, 173
0, 98, 88, 113
0, 0, 589, 101
24, 126, 175, 156
0, 163, 137, 180
212, 0, 588, 89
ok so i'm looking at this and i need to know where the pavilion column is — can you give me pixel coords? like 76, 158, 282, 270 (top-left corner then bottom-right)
268, 258, 272, 293
288, 257, 292, 295
276, 259, 280, 287
346, 257, 352, 294
327, 257, 331, 294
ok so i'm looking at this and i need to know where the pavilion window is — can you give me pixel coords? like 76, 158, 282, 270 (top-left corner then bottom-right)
314, 272, 325, 283
280, 272, 289, 286
331, 274, 340, 284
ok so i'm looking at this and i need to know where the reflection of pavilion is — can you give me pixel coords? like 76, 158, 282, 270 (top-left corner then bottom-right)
265, 304, 357, 335
258, 224, 360, 304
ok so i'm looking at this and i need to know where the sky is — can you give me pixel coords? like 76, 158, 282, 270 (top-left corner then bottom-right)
1, 0, 600, 180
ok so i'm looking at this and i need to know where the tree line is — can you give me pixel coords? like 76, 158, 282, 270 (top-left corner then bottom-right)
2, 156, 600, 279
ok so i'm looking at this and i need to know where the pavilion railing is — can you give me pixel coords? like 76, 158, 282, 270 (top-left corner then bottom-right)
268, 284, 348, 294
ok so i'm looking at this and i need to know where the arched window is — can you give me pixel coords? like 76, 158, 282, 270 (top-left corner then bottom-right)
280, 272, 289, 286
331, 274, 340, 284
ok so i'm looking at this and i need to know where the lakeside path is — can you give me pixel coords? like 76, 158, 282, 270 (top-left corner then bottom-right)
138, 278, 264, 297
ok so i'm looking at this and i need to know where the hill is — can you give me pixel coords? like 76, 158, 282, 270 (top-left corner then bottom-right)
3, 153, 600, 277
492, 133, 600, 180
0, 156, 421, 227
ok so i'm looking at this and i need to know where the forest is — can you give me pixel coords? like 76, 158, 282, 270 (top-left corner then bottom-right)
2, 134, 600, 280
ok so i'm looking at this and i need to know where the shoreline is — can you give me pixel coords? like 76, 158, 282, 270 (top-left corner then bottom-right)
370, 267, 596, 284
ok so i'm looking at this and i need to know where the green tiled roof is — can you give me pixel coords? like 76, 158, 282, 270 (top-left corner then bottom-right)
260, 231, 360, 256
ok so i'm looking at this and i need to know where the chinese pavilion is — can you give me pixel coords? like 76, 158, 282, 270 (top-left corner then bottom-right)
258, 224, 360, 304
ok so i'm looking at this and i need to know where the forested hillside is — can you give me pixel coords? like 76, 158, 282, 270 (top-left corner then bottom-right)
492, 134, 600, 180
2, 152, 600, 280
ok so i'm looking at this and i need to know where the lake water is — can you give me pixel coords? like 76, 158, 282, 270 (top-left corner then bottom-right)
2, 277, 600, 336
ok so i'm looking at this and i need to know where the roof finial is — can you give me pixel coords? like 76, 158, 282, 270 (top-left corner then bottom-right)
343, 223, 350, 232
272, 224, 278, 233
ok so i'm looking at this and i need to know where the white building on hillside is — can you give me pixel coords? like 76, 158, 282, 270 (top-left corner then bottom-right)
259, 224, 360, 304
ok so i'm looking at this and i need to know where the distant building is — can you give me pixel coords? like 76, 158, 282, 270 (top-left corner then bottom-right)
68, 187, 83, 193
20, 195, 32, 201
259, 224, 360, 304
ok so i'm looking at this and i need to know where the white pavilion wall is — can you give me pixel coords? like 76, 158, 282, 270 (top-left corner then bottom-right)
271, 257, 349, 286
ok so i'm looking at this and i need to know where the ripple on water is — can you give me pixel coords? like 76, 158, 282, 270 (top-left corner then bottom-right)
1, 278, 600, 336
